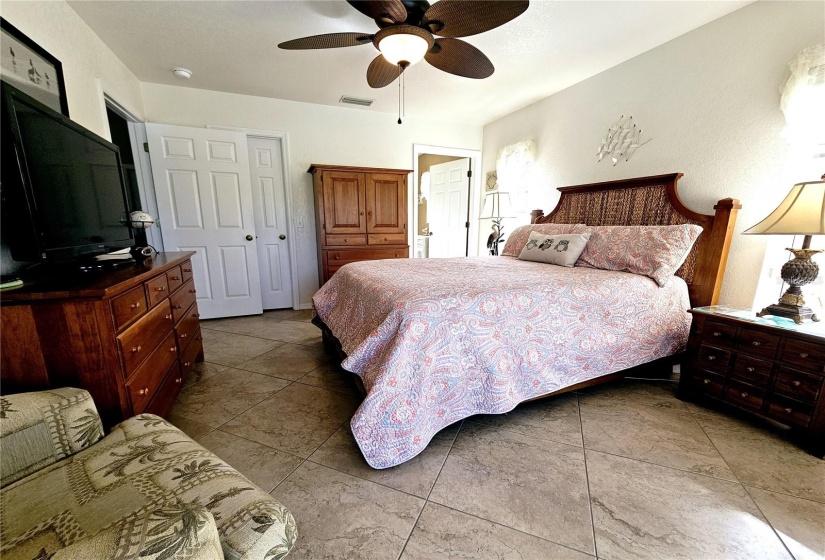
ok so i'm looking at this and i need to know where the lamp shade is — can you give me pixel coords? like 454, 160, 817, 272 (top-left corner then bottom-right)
744, 180, 825, 235
480, 192, 515, 219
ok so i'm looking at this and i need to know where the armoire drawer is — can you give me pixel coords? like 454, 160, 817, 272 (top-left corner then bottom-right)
118, 299, 174, 375
170, 280, 197, 324
326, 248, 408, 266
146, 274, 170, 308
111, 285, 147, 332
126, 331, 178, 414
326, 234, 366, 246
368, 233, 407, 245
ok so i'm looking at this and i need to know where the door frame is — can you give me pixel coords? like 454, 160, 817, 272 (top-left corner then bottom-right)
207, 125, 300, 310
412, 144, 482, 257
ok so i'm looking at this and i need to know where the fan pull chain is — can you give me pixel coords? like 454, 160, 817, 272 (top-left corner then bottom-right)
402, 68, 406, 119
397, 64, 402, 125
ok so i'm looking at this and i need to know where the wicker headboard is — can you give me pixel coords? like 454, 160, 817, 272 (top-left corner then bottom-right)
530, 173, 741, 308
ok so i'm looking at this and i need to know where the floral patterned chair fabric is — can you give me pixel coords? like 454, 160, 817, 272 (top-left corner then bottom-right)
0, 388, 296, 560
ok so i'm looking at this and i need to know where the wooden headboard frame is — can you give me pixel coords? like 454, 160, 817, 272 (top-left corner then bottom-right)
529, 173, 741, 308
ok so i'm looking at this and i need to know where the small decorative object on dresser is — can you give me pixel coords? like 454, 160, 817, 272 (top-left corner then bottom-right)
678, 305, 825, 458
744, 177, 824, 323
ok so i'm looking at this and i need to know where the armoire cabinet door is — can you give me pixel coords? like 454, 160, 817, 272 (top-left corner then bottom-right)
323, 171, 367, 234
366, 173, 406, 235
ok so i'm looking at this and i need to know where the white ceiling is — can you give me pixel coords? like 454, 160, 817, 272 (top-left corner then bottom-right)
68, 0, 750, 126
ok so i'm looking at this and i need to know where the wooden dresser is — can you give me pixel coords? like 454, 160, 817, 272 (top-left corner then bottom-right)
309, 164, 411, 284
0, 252, 203, 427
678, 305, 825, 457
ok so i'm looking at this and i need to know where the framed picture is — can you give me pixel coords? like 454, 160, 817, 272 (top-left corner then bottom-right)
486, 170, 498, 192
1, 18, 69, 116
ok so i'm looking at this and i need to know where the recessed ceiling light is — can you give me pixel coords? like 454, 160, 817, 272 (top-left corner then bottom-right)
172, 67, 192, 79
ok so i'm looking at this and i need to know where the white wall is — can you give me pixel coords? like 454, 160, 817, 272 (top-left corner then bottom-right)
141, 83, 482, 307
2, 0, 144, 138
481, 1, 824, 309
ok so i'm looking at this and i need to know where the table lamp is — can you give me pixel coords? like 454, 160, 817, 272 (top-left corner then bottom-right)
744, 176, 825, 323
480, 191, 514, 256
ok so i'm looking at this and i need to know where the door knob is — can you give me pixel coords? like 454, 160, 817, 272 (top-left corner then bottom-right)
279, 234, 286, 240
245, 234, 254, 241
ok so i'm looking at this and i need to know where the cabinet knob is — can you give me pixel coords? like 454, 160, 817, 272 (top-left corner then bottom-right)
741, 392, 749, 398
170, 347, 176, 352
131, 345, 142, 353
156, 286, 165, 292
130, 302, 141, 310
189, 289, 196, 294
707, 355, 716, 361
171, 276, 180, 281
751, 341, 761, 347
183, 268, 191, 272
165, 314, 173, 320
180, 333, 187, 339
173, 304, 182, 310
196, 336, 202, 341
746, 367, 755, 373
184, 361, 191, 367
784, 407, 793, 414
334, 255, 339, 260
175, 377, 182, 384
712, 331, 721, 337
138, 387, 148, 396
799, 352, 809, 359
792, 380, 801, 387
703, 378, 711, 385
194, 313, 200, 318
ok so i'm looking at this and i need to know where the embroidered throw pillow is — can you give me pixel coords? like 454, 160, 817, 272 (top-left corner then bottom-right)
577, 224, 703, 286
518, 231, 592, 267
501, 223, 587, 256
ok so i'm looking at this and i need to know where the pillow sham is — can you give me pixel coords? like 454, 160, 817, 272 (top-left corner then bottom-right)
501, 223, 587, 256
518, 231, 592, 267
577, 224, 703, 286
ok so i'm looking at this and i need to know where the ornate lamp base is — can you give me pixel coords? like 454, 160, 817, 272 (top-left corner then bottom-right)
757, 302, 818, 324
756, 242, 822, 325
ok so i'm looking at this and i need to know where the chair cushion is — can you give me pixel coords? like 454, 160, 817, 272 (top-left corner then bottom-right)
0, 414, 296, 560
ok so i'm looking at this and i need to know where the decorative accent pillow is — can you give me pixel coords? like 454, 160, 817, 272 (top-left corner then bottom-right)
501, 223, 587, 256
577, 224, 703, 286
518, 231, 592, 267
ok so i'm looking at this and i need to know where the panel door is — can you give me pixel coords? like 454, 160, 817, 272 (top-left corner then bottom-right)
428, 158, 470, 258
146, 123, 263, 319
366, 173, 407, 235
247, 136, 293, 310
322, 171, 366, 235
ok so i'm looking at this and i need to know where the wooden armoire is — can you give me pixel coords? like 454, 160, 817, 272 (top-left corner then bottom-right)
309, 164, 411, 284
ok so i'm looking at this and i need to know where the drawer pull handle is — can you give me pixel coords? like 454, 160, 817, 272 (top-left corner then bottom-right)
740, 392, 749, 398
334, 255, 339, 260
183, 268, 191, 272
173, 304, 182, 310
792, 380, 801, 387
129, 302, 141, 310
751, 341, 761, 347
707, 355, 716, 361
165, 314, 173, 320
189, 289, 196, 294
184, 361, 191, 367
194, 313, 200, 318
180, 333, 188, 339
131, 345, 142, 353
784, 407, 793, 414
156, 286, 166, 292
196, 336, 203, 341
746, 367, 755, 373
138, 387, 149, 396
171, 276, 180, 281
703, 378, 711, 385
175, 377, 183, 384
799, 352, 809, 359
170, 347, 176, 352
712, 331, 722, 337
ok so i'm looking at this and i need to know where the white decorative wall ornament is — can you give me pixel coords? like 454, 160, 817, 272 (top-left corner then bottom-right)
597, 115, 652, 166
496, 139, 536, 214
780, 43, 825, 153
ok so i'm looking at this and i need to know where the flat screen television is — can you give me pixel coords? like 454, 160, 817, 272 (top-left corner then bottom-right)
1, 81, 133, 263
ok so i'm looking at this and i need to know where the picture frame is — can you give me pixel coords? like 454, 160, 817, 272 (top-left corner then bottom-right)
485, 170, 498, 192
1, 18, 69, 117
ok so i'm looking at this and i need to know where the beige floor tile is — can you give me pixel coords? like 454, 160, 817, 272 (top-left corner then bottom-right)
586, 450, 792, 560
183, 361, 229, 387
580, 399, 735, 480
264, 309, 314, 322
467, 393, 582, 447
695, 413, 825, 502
167, 410, 214, 439
196, 429, 303, 493
271, 462, 424, 560
299, 363, 362, 395
400, 502, 594, 560
429, 422, 594, 554
200, 329, 283, 367
309, 422, 459, 498
171, 368, 290, 427
236, 344, 329, 381
255, 320, 322, 345
747, 486, 825, 560
221, 383, 361, 458
578, 379, 688, 411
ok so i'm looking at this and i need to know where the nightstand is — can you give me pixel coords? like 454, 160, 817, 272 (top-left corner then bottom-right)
678, 305, 825, 458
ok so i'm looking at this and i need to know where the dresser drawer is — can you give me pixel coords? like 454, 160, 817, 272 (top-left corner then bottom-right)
111, 285, 147, 332
144, 363, 184, 419
367, 233, 407, 245
730, 355, 772, 387
773, 367, 823, 404
180, 328, 203, 379
725, 379, 765, 413
126, 331, 178, 413
326, 234, 366, 246
181, 260, 194, 283
736, 327, 779, 359
326, 248, 408, 266
170, 279, 197, 324
146, 274, 170, 308
166, 265, 184, 294
175, 302, 200, 347
117, 299, 174, 375
766, 394, 814, 428
693, 370, 725, 398
702, 320, 738, 348
781, 339, 825, 374
696, 345, 730, 374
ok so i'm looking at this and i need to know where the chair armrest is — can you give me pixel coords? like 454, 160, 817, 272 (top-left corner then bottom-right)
1, 387, 104, 488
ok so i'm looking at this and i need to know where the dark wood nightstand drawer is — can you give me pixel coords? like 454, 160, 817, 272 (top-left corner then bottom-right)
767, 394, 813, 428
774, 367, 823, 404
702, 320, 738, 347
725, 379, 765, 413
781, 339, 825, 374
731, 355, 772, 387
736, 327, 779, 359
697, 345, 731, 374
693, 370, 725, 398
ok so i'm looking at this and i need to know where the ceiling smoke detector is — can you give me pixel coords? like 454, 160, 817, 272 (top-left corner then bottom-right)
172, 67, 192, 79
339, 96, 374, 107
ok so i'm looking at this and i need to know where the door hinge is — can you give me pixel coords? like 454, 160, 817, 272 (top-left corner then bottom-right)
143, 142, 149, 153
322, 223, 326, 230
403, 223, 406, 230
465, 221, 470, 228
467, 170, 472, 178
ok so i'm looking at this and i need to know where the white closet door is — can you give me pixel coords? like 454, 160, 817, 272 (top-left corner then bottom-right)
146, 123, 263, 319
428, 158, 471, 258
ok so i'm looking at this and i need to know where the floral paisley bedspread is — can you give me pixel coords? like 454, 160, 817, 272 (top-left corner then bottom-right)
312, 256, 691, 469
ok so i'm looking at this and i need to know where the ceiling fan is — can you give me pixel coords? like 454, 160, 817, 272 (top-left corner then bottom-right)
278, 0, 529, 89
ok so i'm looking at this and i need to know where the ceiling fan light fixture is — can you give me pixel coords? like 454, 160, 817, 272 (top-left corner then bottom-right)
378, 33, 429, 66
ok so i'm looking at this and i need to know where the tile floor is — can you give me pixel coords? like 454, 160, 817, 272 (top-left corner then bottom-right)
169, 310, 825, 560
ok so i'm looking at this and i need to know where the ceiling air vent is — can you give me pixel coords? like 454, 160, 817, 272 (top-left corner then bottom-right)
339, 95, 374, 107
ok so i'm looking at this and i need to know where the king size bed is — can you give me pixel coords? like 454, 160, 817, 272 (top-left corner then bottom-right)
312, 173, 740, 469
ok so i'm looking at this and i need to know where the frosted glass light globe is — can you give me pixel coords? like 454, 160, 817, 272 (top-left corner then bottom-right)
378, 33, 429, 66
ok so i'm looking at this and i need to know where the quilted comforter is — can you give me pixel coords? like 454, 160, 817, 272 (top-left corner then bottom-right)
312, 256, 691, 469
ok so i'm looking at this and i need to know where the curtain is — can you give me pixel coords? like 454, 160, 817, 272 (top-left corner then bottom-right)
780, 44, 825, 150
495, 139, 536, 215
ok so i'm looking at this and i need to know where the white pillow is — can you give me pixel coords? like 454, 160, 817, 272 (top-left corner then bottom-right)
518, 231, 591, 267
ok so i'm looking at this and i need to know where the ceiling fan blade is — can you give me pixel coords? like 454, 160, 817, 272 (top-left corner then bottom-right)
425, 38, 494, 79
367, 55, 401, 88
278, 32, 374, 50
422, 0, 528, 38
347, 0, 408, 24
